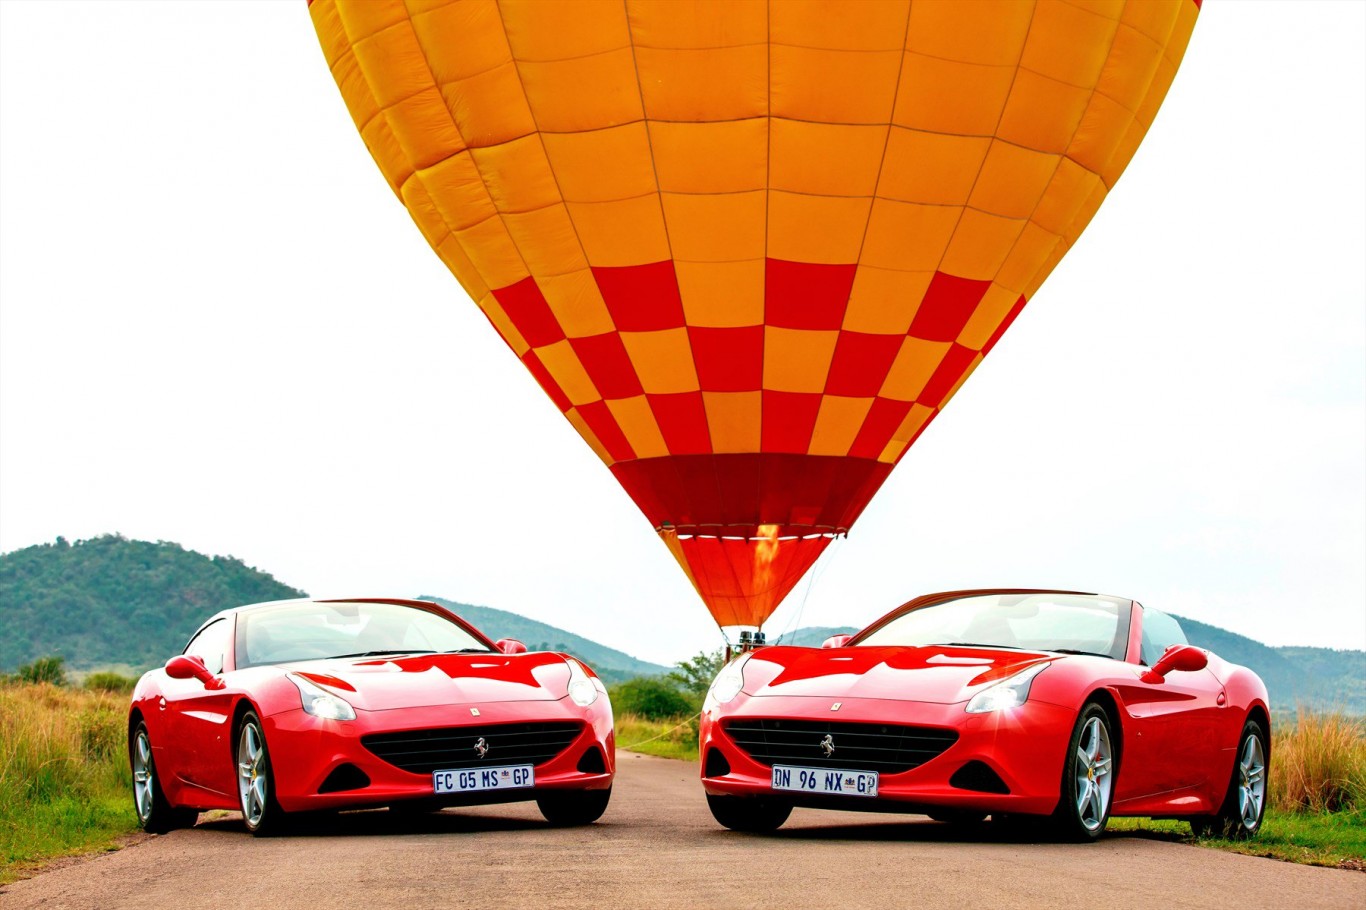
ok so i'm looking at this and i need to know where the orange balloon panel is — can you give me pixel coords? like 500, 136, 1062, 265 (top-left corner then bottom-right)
310, 0, 1200, 629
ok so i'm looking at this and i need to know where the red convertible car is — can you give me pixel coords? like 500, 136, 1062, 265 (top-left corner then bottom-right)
129, 598, 615, 835
700, 589, 1269, 841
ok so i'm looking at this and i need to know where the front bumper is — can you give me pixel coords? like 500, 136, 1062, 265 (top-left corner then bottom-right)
263, 696, 614, 813
700, 694, 1074, 817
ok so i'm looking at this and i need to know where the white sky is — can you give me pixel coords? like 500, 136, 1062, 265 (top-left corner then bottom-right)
1, 1, 1362, 665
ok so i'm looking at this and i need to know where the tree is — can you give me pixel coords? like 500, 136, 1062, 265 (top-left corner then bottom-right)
668, 648, 726, 703
608, 677, 692, 720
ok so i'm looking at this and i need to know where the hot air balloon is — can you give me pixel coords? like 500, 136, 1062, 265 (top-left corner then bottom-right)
308, 0, 1199, 637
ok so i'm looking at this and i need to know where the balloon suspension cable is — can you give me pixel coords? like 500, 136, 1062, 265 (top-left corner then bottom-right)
772, 531, 846, 646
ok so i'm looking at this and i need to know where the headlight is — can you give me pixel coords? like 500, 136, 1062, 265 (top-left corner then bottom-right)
964, 661, 1048, 714
703, 654, 751, 712
566, 658, 598, 707
288, 673, 356, 721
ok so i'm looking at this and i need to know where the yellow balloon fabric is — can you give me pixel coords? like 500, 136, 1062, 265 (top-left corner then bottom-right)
310, 0, 1199, 629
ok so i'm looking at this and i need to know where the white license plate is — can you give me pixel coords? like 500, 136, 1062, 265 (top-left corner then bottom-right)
771, 764, 879, 797
432, 765, 535, 794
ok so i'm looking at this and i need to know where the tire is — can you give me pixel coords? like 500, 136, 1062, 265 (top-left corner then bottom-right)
536, 787, 612, 826
129, 721, 198, 834
1051, 702, 1117, 842
1190, 717, 1268, 839
705, 793, 792, 833
236, 711, 288, 836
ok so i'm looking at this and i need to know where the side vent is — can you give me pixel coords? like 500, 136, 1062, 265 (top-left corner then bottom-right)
949, 760, 1009, 794
319, 763, 371, 794
577, 746, 607, 774
704, 747, 731, 778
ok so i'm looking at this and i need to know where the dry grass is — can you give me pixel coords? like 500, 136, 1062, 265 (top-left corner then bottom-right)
614, 711, 699, 761
1270, 709, 1366, 814
0, 683, 135, 883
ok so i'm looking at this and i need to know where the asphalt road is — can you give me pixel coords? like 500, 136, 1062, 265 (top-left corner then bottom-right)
4, 752, 1362, 910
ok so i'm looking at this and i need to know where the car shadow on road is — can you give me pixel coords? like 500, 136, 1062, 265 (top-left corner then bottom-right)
752, 816, 1179, 846
192, 808, 550, 838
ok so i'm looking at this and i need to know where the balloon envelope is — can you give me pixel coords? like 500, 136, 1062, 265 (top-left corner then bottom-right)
310, 0, 1199, 630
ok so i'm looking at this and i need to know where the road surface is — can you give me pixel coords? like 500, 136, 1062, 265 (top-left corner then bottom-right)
4, 752, 1361, 909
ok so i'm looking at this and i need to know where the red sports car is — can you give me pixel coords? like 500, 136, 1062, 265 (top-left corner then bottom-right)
700, 589, 1269, 841
129, 598, 615, 835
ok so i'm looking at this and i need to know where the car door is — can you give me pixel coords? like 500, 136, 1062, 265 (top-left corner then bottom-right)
161, 617, 238, 797
1115, 608, 1224, 800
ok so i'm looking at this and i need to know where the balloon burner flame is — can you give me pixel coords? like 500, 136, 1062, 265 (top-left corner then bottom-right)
752, 523, 781, 599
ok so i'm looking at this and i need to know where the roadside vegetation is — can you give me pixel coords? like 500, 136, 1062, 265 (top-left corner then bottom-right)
609, 649, 721, 761
0, 659, 141, 884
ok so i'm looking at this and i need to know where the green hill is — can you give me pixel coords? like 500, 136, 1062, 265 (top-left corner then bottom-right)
0, 535, 306, 671
1177, 617, 1365, 716
0, 535, 670, 683
774, 626, 859, 648
420, 596, 671, 684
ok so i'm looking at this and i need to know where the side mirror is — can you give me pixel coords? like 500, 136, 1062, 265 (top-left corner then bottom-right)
165, 655, 225, 690
821, 634, 852, 649
1141, 644, 1208, 683
496, 638, 527, 655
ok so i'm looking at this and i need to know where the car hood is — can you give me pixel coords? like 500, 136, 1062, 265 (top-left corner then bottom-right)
285, 651, 571, 711
742, 645, 1055, 705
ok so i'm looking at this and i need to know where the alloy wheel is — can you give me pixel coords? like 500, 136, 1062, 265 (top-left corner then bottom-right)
1236, 733, 1267, 831
1074, 715, 1114, 832
237, 722, 268, 828
132, 730, 155, 824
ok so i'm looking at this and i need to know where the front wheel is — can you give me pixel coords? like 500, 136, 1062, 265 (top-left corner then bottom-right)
1191, 717, 1268, 839
130, 722, 198, 834
237, 711, 287, 836
706, 794, 792, 833
1052, 702, 1116, 842
536, 787, 612, 826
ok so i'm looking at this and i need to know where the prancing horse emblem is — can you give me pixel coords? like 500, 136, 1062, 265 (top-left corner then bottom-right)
473, 736, 489, 759
819, 734, 835, 758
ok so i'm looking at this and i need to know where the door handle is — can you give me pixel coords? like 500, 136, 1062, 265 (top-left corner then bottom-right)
158, 696, 167, 711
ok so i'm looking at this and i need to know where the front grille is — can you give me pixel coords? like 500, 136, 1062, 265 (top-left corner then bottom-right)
362, 722, 582, 774
723, 719, 957, 774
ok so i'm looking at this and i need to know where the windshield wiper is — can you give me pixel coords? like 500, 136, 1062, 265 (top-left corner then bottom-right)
1050, 648, 1112, 658
940, 641, 1026, 650
440, 647, 496, 654
329, 649, 437, 659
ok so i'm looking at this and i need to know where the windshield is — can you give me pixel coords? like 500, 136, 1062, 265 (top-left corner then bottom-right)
854, 592, 1131, 660
235, 601, 493, 669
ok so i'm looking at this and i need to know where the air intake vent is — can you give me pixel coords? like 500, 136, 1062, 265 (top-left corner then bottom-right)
704, 747, 731, 778
949, 760, 1010, 794
722, 719, 957, 774
319, 763, 371, 793
362, 722, 582, 774
576, 746, 607, 774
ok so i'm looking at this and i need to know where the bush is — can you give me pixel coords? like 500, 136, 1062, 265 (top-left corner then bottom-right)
1272, 709, 1366, 813
16, 656, 67, 687
608, 676, 692, 720
84, 672, 136, 695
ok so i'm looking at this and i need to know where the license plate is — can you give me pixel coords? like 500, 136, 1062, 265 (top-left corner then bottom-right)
432, 765, 535, 794
771, 764, 879, 797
